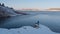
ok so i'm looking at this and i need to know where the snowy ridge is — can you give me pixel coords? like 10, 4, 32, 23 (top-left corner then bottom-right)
0, 5, 23, 17
0, 24, 59, 34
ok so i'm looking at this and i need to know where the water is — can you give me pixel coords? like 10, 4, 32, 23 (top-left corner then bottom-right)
36, 14, 60, 33
0, 11, 60, 33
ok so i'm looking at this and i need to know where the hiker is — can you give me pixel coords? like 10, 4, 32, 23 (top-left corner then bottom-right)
34, 21, 40, 28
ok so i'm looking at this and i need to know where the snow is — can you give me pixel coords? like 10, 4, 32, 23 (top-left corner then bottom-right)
0, 6, 60, 34
0, 6, 17, 16
0, 24, 59, 34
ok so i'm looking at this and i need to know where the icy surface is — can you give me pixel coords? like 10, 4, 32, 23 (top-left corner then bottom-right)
0, 24, 59, 34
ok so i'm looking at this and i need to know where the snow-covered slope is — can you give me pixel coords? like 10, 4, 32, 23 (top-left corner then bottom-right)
0, 6, 17, 17
0, 24, 59, 34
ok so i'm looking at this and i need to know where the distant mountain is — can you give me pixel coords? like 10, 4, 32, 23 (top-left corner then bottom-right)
46, 8, 60, 11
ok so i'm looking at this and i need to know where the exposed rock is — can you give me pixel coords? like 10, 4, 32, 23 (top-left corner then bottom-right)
0, 3, 17, 18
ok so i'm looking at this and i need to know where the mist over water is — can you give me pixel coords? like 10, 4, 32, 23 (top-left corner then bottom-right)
0, 11, 60, 33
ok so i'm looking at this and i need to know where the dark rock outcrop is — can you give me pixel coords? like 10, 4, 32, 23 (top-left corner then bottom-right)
0, 3, 17, 18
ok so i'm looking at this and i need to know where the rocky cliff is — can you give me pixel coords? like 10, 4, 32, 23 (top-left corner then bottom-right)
0, 3, 17, 18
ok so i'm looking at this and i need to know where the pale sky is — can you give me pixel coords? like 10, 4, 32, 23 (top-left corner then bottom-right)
0, 0, 60, 9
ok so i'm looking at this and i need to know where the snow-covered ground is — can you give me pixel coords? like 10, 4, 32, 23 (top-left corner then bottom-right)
0, 24, 59, 34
